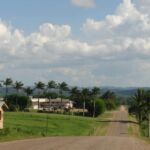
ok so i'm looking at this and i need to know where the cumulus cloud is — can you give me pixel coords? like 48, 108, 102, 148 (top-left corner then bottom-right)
71, 0, 95, 8
82, 0, 150, 35
133, 0, 150, 15
1, 0, 150, 86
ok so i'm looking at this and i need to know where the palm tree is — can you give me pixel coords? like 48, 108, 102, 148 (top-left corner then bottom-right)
132, 89, 145, 124
47, 80, 57, 109
2, 78, 13, 100
145, 90, 150, 115
35, 81, 45, 109
13, 81, 24, 108
24, 87, 33, 97
0, 83, 2, 97
70, 86, 80, 114
81, 88, 90, 116
70, 86, 79, 100
14, 81, 24, 94
91, 87, 100, 117
70, 86, 80, 101
23, 87, 33, 109
58, 82, 68, 112
102, 90, 115, 100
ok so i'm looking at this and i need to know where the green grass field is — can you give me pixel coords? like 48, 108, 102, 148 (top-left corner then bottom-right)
0, 112, 112, 142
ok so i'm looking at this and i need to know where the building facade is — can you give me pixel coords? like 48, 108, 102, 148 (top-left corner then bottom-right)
31, 97, 73, 110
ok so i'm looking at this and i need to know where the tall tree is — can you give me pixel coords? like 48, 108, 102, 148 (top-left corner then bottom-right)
132, 89, 145, 124
13, 81, 24, 108
24, 87, 33, 108
2, 78, 13, 100
145, 90, 150, 115
47, 80, 57, 109
70, 86, 82, 108
24, 87, 33, 97
14, 81, 24, 94
91, 87, 100, 117
81, 88, 90, 116
35, 81, 45, 109
70, 86, 79, 100
102, 90, 115, 100
58, 82, 68, 112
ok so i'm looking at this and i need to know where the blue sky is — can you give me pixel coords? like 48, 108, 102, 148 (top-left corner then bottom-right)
0, 0, 121, 34
0, 0, 150, 87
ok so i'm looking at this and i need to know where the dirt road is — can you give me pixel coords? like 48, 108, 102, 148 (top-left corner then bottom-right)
0, 106, 150, 150
107, 105, 128, 136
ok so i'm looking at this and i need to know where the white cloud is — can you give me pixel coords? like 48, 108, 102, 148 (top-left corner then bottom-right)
133, 0, 150, 15
0, 64, 4, 70
1, 0, 150, 86
82, 0, 150, 35
71, 0, 95, 8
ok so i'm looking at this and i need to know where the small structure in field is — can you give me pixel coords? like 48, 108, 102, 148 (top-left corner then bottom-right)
0, 100, 8, 129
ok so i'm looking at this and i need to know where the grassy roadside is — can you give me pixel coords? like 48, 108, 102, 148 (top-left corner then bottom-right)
0, 111, 112, 142
90, 112, 112, 136
128, 115, 140, 137
128, 115, 150, 143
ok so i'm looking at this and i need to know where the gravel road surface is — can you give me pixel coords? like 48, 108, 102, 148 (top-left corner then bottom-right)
0, 106, 149, 150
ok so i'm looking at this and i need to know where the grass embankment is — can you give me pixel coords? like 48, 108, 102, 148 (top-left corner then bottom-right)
128, 115, 140, 137
0, 111, 112, 142
128, 115, 150, 143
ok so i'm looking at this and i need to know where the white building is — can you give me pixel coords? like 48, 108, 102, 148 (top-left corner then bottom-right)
31, 97, 73, 110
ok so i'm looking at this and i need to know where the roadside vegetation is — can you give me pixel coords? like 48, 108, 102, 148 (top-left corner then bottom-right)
128, 89, 150, 138
0, 78, 118, 117
0, 78, 118, 141
0, 111, 112, 142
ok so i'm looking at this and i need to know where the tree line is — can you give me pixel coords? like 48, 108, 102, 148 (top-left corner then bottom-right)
129, 89, 150, 137
0, 78, 118, 117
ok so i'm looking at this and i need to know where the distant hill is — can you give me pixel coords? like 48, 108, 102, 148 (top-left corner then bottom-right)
101, 87, 138, 97
0, 86, 149, 97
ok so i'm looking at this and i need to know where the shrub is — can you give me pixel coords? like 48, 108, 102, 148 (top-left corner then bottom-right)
6, 94, 31, 111
87, 99, 106, 117
104, 99, 116, 110
140, 121, 149, 137
95, 99, 106, 116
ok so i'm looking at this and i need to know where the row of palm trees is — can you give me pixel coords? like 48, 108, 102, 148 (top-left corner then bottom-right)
70, 87, 100, 117
0, 78, 69, 109
0, 78, 24, 98
0, 78, 101, 117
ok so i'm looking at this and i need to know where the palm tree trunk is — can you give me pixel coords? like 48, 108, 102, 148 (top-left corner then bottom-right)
93, 100, 96, 118
83, 100, 85, 116
49, 96, 51, 111
60, 90, 63, 114
38, 91, 40, 110
5, 85, 8, 100
16, 89, 19, 111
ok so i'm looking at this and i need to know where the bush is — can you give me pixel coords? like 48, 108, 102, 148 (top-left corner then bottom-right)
6, 94, 31, 111
140, 121, 149, 137
95, 99, 106, 116
104, 99, 116, 110
87, 99, 106, 117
